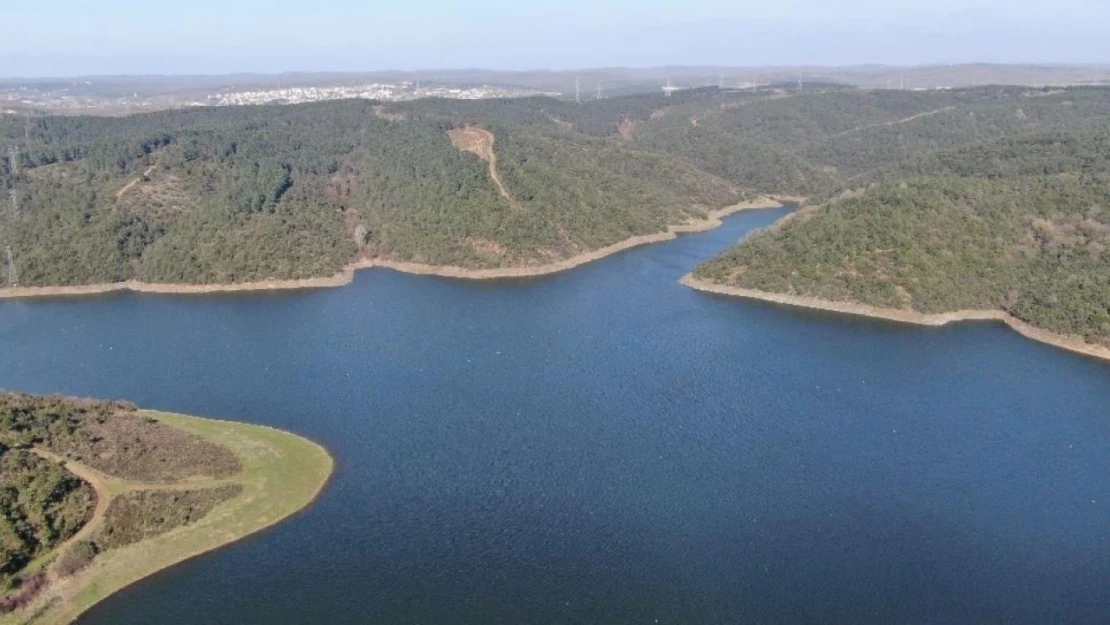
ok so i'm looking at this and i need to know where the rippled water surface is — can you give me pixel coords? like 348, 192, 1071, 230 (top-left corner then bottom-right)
2, 207, 1109, 624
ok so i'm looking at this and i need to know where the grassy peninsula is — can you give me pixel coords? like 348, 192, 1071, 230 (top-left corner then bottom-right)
0, 393, 333, 625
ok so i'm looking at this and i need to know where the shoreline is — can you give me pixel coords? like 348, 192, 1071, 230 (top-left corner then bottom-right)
0, 197, 786, 300
375, 197, 785, 279
680, 275, 1110, 363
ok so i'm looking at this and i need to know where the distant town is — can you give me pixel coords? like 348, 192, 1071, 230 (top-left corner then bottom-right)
0, 81, 554, 115
2, 64, 1108, 116
209, 82, 554, 106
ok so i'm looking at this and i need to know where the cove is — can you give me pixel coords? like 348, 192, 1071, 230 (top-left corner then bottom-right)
1, 206, 1109, 625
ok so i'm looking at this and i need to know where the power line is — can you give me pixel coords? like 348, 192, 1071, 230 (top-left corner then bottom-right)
8, 144, 20, 219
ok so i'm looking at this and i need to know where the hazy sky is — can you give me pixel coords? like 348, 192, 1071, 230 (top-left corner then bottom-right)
2, 0, 1109, 76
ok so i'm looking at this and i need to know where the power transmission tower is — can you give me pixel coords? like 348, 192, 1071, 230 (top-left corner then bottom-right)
575, 76, 581, 104
4, 244, 15, 288
8, 145, 18, 176
718, 73, 725, 88
663, 77, 677, 97
596, 83, 602, 100
8, 189, 17, 218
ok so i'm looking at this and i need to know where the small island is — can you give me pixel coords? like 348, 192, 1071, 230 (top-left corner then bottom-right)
0, 393, 333, 625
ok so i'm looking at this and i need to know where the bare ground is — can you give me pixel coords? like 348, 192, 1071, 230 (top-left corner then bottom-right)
447, 126, 513, 201
830, 106, 957, 138
114, 164, 158, 202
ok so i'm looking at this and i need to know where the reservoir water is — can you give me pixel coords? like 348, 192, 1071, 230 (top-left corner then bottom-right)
2, 207, 1109, 624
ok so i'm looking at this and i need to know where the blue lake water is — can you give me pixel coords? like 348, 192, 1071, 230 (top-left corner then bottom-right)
2, 207, 1109, 624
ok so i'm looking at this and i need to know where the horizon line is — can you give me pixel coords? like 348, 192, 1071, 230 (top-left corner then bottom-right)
4, 62, 1110, 82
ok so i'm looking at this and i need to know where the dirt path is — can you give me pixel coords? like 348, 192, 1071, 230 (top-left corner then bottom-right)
27, 447, 239, 586
29, 450, 111, 569
114, 164, 157, 202
447, 127, 513, 202
830, 106, 955, 138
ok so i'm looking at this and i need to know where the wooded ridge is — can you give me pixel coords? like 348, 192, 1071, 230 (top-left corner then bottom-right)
2, 84, 1109, 343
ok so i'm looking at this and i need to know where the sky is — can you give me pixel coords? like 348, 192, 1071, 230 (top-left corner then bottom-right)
2, 0, 1109, 77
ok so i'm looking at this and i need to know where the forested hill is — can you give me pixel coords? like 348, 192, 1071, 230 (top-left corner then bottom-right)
0, 92, 744, 287
2, 85, 1110, 291
694, 129, 1110, 346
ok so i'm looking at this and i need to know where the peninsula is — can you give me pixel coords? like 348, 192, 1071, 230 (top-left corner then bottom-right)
0, 393, 333, 625
688, 131, 1110, 361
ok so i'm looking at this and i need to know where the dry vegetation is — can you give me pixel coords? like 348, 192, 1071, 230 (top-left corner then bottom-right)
97, 485, 244, 549
0, 393, 240, 482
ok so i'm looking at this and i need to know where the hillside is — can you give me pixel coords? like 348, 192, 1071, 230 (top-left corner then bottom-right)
3, 85, 1110, 349
693, 130, 1110, 347
0, 93, 748, 287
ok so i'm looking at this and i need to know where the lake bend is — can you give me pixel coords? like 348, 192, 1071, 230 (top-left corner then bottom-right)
2, 206, 1109, 624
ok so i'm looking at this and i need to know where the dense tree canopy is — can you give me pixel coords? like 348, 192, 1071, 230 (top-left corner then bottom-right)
695, 130, 1110, 344
2, 84, 1110, 342
0, 94, 746, 286
1, 445, 94, 589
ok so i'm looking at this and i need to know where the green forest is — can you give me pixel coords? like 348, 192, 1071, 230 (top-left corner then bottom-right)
2, 84, 1110, 342
1, 446, 93, 590
0, 93, 744, 286
695, 130, 1110, 344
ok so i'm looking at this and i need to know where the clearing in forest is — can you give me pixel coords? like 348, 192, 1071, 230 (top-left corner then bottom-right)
447, 126, 513, 202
